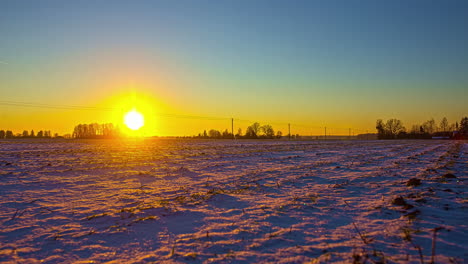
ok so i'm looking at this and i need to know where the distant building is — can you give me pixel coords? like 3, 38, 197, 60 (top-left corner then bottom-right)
356, 133, 378, 140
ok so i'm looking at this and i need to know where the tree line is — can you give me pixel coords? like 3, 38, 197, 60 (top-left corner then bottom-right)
0, 129, 58, 139
195, 122, 294, 139
72, 123, 121, 139
376, 117, 468, 139
2, 123, 122, 139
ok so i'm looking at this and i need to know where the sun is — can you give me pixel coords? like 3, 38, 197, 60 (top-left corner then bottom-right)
124, 110, 144, 130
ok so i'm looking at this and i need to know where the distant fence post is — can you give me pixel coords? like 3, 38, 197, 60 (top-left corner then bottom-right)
232, 118, 234, 139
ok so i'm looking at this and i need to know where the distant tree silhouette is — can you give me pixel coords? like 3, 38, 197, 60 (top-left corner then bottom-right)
208, 129, 221, 138
376, 120, 384, 137
260, 124, 275, 138
6, 131, 14, 138
73, 123, 120, 139
276, 131, 282, 139
406, 123, 431, 139
245, 126, 256, 138
387, 119, 405, 137
458, 117, 468, 139
422, 118, 436, 134
221, 129, 233, 139
376, 119, 405, 139
251, 122, 260, 135
197, 122, 279, 140
236, 128, 242, 138
440, 117, 449, 132
410, 125, 420, 134
377, 116, 468, 139
245, 122, 261, 138
0, 129, 61, 139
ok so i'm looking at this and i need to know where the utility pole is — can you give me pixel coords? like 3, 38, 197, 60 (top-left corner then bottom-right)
231, 118, 234, 139
324, 127, 327, 140
288, 123, 291, 141
349, 128, 351, 139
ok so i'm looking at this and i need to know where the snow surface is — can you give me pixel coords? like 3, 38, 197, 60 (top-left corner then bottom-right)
0, 139, 467, 263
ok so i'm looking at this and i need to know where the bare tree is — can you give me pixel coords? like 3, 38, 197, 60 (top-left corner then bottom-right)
385, 119, 405, 138
276, 131, 283, 139
422, 118, 436, 134
73, 123, 120, 139
460, 117, 468, 138
439, 117, 449, 132
410, 124, 420, 134
245, 126, 256, 138
260, 124, 275, 138
376, 119, 405, 139
222, 129, 232, 138
376, 119, 385, 138
245, 122, 261, 138
251, 122, 260, 135
208, 129, 221, 138
236, 128, 242, 137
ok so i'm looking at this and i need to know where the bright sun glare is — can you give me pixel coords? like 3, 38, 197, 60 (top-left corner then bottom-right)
124, 110, 144, 130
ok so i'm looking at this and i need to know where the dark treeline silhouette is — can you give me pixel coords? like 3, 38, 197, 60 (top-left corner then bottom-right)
195, 122, 286, 139
376, 117, 468, 140
0, 129, 59, 139
72, 123, 121, 139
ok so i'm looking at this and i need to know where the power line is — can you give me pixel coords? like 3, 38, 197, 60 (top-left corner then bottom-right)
0, 100, 231, 120
155, 113, 230, 121
0, 100, 117, 111
0, 100, 373, 134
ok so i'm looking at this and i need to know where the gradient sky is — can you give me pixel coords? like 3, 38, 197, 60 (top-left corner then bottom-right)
1, 0, 467, 136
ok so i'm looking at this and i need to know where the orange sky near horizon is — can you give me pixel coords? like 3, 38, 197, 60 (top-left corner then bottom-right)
0, 89, 464, 137
0, 57, 465, 136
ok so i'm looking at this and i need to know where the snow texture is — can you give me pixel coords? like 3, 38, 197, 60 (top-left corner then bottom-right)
0, 139, 467, 263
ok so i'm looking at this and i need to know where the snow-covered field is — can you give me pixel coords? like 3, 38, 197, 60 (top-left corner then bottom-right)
0, 139, 466, 263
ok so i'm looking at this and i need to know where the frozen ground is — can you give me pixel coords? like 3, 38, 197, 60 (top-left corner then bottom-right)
0, 139, 466, 263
